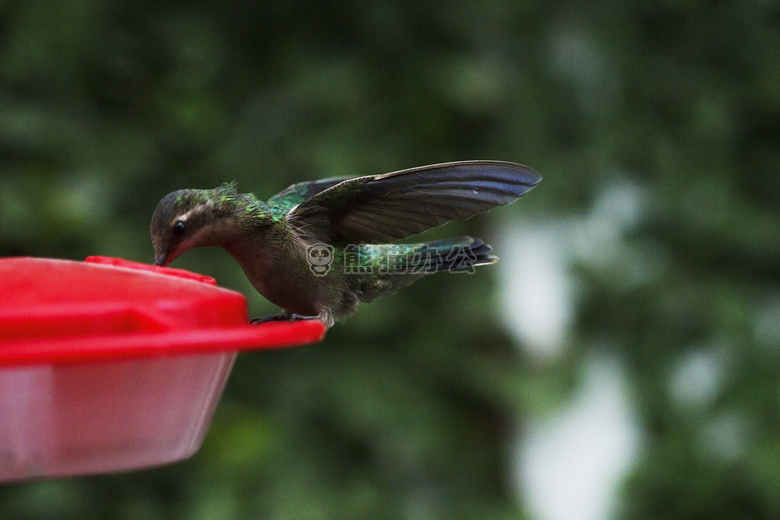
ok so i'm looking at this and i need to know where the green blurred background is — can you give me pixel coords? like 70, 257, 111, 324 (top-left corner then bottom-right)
2, 1, 779, 519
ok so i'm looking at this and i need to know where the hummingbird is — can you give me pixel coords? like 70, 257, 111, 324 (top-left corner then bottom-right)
150, 161, 541, 327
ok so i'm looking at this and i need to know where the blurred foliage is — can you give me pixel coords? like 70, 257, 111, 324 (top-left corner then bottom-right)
1, 0, 779, 519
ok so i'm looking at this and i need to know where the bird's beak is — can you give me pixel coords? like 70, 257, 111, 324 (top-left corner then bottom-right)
154, 252, 168, 267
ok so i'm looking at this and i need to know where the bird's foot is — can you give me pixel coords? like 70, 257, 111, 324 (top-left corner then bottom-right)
250, 312, 322, 326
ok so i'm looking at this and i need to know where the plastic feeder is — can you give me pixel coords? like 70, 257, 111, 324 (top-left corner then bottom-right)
0, 256, 325, 483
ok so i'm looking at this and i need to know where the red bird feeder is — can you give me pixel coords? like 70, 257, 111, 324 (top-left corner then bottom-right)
0, 256, 325, 482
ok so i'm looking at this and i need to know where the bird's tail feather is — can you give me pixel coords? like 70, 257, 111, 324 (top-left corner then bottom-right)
353, 236, 496, 304
384, 236, 496, 274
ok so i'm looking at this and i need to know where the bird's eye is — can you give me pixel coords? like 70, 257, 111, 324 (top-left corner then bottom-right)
173, 221, 186, 237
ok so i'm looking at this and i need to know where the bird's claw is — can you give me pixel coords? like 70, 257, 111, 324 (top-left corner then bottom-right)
250, 312, 321, 325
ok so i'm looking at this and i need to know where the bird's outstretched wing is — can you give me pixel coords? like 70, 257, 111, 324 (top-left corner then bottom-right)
268, 176, 352, 209
287, 160, 542, 244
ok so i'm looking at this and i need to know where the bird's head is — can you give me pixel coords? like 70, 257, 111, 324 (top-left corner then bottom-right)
150, 188, 221, 267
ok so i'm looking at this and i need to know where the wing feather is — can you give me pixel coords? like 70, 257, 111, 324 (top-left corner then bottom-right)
288, 161, 541, 244
267, 176, 352, 209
